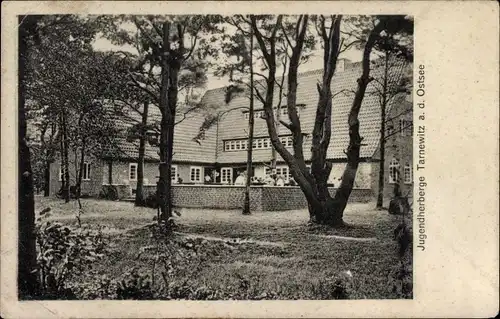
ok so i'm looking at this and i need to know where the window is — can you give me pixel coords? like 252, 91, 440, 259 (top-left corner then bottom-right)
389, 158, 400, 184
400, 119, 412, 137
276, 166, 292, 181
225, 139, 251, 151
257, 139, 263, 149
407, 120, 413, 136
129, 163, 138, 181
190, 166, 202, 183
263, 138, 269, 148
82, 162, 91, 180
171, 165, 178, 183
279, 136, 293, 147
244, 113, 249, 120
221, 168, 232, 184
252, 140, 257, 149
404, 163, 412, 184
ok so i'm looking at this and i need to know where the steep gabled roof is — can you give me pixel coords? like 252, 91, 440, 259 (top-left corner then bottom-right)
105, 101, 217, 163
107, 58, 410, 165
199, 58, 409, 164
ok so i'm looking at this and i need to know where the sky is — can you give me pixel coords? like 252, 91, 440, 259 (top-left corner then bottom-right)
93, 31, 364, 93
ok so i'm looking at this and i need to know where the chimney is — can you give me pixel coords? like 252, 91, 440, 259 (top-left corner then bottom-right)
337, 58, 351, 72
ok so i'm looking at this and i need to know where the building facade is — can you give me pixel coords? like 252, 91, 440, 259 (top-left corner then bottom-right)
49, 58, 413, 204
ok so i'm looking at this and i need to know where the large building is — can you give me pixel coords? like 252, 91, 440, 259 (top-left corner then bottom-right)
48, 58, 413, 204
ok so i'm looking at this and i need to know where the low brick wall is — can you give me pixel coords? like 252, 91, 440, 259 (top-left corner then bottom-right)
174, 185, 262, 211
261, 187, 373, 211
139, 184, 373, 211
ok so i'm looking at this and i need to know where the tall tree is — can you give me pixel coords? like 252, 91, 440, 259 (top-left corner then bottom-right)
368, 30, 413, 209
245, 15, 412, 226
67, 52, 122, 206
26, 15, 107, 203
18, 14, 41, 299
20, 13, 103, 297
110, 55, 207, 207
340, 16, 413, 209
204, 15, 307, 214
103, 15, 221, 220
26, 106, 60, 197
243, 18, 255, 215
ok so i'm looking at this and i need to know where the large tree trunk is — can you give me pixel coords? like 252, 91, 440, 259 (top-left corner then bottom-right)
251, 15, 320, 219
252, 15, 396, 227
158, 21, 171, 221
376, 53, 389, 209
158, 21, 180, 221
43, 159, 51, 197
75, 141, 86, 208
243, 24, 254, 215
135, 102, 149, 207
18, 15, 40, 299
61, 109, 70, 202
306, 16, 342, 226
326, 22, 385, 223
108, 161, 113, 184
164, 62, 179, 219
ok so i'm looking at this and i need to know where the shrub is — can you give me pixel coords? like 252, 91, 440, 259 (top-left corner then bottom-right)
116, 268, 155, 300
34, 208, 107, 299
144, 193, 158, 209
389, 219, 413, 298
310, 272, 352, 300
99, 185, 119, 201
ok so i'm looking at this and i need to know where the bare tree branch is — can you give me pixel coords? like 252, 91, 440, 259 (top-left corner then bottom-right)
279, 120, 293, 131
250, 17, 272, 66
128, 73, 160, 104
384, 123, 412, 140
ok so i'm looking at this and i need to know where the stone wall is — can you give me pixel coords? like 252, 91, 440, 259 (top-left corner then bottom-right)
261, 187, 373, 211
141, 184, 373, 211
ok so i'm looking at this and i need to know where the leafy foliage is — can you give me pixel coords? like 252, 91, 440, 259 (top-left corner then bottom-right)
390, 219, 413, 298
34, 208, 107, 299
116, 268, 155, 299
25, 16, 125, 203
98, 185, 119, 201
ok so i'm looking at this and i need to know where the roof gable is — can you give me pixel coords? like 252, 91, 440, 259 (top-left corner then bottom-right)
200, 58, 410, 163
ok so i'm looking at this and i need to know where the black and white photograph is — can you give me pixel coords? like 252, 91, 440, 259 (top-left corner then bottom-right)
3, 2, 498, 317
17, 13, 415, 301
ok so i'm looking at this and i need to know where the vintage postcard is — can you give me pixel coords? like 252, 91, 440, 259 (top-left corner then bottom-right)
1, 1, 498, 318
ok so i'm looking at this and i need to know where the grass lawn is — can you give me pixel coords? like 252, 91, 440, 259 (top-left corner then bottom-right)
35, 196, 411, 300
